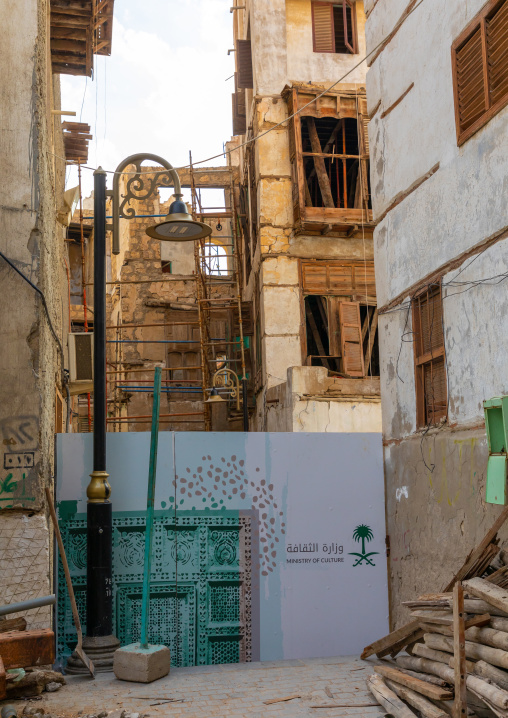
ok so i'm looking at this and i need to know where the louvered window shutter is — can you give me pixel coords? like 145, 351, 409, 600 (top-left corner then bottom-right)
312, 2, 334, 53
338, 301, 365, 377
453, 0, 508, 144
487, 0, 508, 105
237, 39, 253, 89
455, 27, 486, 134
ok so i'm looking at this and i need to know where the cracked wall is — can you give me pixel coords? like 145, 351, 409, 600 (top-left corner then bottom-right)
366, 0, 508, 626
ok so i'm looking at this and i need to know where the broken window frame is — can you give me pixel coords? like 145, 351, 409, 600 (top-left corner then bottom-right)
452, 0, 508, 145
412, 283, 448, 428
285, 86, 372, 233
300, 260, 379, 377
311, 1, 358, 55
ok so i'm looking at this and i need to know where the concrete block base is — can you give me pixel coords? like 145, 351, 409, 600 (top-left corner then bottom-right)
113, 643, 171, 683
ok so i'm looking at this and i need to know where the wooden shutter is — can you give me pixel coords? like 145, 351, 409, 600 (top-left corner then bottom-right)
237, 39, 253, 89
343, 0, 356, 53
455, 27, 486, 134
487, 0, 508, 105
423, 358, 447, 424
312, 2, 334, 53
338, 301, 365, 377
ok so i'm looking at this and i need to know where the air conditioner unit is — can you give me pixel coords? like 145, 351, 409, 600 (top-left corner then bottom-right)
69, 332, 94, 384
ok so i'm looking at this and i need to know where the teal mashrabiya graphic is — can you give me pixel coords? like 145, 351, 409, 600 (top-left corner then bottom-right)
349, 524, 379, 566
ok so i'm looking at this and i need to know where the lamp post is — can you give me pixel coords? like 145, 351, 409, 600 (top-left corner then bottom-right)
67, 157, 213, 673
67, 168, 120, 673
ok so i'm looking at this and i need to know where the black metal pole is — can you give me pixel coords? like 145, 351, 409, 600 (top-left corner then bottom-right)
242, 378, 249, 432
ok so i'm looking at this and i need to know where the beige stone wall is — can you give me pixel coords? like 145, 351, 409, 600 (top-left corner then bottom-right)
0, 0, 68, 617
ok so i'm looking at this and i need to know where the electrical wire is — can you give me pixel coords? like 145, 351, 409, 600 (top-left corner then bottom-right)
50, 0, 427, 177
0, 250, 64, 364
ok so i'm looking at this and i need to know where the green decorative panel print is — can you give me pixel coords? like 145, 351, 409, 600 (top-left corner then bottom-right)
57, 511, 252, 667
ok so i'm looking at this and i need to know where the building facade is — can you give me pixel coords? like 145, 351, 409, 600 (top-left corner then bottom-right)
229, 0, 382, 433
365, 0, 508, 625
0, 0, 114, 626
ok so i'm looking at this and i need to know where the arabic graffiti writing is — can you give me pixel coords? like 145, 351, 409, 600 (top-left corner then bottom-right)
0, 471, 35, 508
349, 524, 379, 567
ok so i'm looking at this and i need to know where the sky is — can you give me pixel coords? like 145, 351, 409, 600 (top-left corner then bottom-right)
61, 0, 235, 198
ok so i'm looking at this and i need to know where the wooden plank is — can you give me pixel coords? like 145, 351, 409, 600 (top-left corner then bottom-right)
0, 629, 55, 670
367, 674, 419, 718
385, 678, 449, 718
306, 117, 335, 208
453, 583, 468, 718
463, 577, 508, 613
465, 613, 491, 629
411, 610, 454, 625
0, 618, 27, 634
374, 665, 454, 701
361, 619, 420, 659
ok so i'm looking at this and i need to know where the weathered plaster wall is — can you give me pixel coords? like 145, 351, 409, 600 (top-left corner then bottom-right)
366, 0, 508, 307
0, 0, 67, 622
366, 0, 508, 625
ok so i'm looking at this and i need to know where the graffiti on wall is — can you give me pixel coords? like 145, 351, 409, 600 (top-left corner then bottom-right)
0, 416, 37, 508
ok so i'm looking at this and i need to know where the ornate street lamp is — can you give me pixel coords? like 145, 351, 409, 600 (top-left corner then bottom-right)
75, 154, 211, 673
205, 368, 242, 414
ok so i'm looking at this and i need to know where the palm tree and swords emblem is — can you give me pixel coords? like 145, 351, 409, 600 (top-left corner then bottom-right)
349, 524, 379, 566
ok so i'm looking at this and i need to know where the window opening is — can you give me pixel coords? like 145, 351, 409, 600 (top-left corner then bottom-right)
304, 295, 379, 376
301, 116, 370, 210
161, 260, 172, 274
413, 285, 447, 427
201, 243, 228, 276
312, 1, 357, 54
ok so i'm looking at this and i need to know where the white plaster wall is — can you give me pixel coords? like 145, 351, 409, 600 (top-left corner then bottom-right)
379, 239, 508, 441
292, 398, 382, 432
366, 0, 508, 308
285, 0, 368, 85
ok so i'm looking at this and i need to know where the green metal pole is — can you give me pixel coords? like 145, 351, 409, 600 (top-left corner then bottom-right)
140, 366, 162, 649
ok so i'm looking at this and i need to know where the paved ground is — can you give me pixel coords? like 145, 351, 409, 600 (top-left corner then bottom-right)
6, 657, 383, 718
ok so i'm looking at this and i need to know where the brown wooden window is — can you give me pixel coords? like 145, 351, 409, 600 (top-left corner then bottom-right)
452, 0, 508, 145
312, 1, 358, 54
301, 260, 379, 377
413, 285, 447, 427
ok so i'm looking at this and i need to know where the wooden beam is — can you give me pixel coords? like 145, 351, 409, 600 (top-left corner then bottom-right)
374, 665, 453, 701
364, 308, 379, 373
362, 619, 420, 659
463, 577, 508, 613
453, 583, 467, 718
306, 117, 335, 208
0, 629, 55, 670
305, 303, 331, 371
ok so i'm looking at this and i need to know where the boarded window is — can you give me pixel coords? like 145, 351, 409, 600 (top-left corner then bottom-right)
237, 39, 253, 89
301, 260, 376, 301
312, 1, 357, 54
413, 285, 447, 427
453, 0, 508, 144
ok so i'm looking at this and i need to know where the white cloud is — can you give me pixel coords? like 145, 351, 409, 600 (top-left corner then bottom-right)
62, 0, 235, 196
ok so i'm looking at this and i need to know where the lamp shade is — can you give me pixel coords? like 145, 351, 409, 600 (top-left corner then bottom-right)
205, 388, 227, 404
146, 199, 212, 241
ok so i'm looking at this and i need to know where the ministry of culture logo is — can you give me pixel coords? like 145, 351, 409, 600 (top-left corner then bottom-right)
349, 524, 379, 566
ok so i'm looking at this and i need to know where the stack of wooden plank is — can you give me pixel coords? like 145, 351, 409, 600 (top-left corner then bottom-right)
363, 507, 508, 717
62, 121, 92, 163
